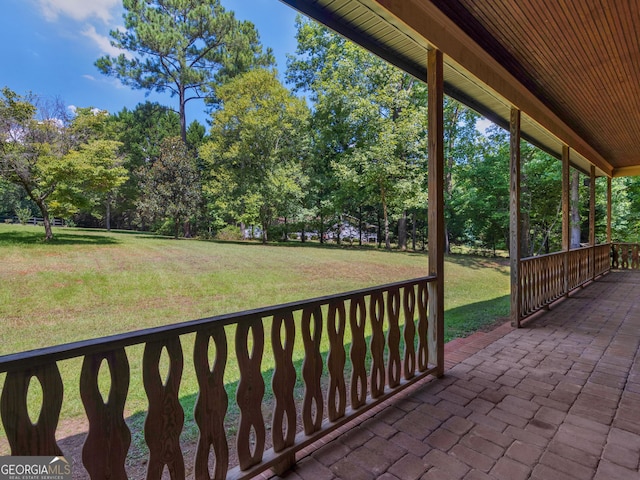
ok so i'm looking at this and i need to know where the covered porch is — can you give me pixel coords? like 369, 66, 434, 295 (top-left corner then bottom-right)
280, 270, 640, 480
3, 0, 640, 479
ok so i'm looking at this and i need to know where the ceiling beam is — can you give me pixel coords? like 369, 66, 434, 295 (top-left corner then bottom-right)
613, 166, 640, 178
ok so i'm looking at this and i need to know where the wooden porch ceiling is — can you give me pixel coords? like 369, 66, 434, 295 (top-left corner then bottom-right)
280, 0, 640, 178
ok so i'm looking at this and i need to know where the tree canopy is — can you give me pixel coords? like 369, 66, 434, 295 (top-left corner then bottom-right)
0, 88, 127, 240
201, 68, 309, 243
96, 0, 274, 142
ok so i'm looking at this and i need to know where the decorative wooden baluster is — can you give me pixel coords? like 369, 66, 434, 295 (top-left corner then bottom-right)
612, 244, 619, 268
349, 295, 367, 409
0, 364, 63, 456
194, 326, 228, 480
271, 312, 296, 453
633, 245, 639, 270
301, 306, 323, 434
403, 285, 417, 380
369, 292, 386, 398
417, 281, 429, 372
80, 349, 130, 480
386, 287, 401, 389
236, 317, 266, 470
143, 337, 185, 480
622, 245, 629, 269
327, 300, 346, 421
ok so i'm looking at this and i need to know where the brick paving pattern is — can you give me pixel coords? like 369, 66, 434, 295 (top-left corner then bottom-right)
274, 271, 640, 479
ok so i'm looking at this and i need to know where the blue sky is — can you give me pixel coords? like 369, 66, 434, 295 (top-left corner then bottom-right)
0, 0, 299, 126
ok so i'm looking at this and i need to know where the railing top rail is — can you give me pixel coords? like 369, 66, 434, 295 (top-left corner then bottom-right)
521, 243, 611, 263
521, 250, 566, 262
0, 275, 436, 373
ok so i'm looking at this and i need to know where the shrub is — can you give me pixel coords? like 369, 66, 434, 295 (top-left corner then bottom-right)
15, 207, 32, 225
215, 225, 243, 241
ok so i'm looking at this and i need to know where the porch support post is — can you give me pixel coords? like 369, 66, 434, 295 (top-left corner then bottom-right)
590, 165, 596, 279
562, 146, 570, 296
607, 177, 612, 244
427, 48, 445, 376
510, 107, 521, 327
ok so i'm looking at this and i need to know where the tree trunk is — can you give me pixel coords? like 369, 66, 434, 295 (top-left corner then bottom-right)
174, 218, 180, 239
412, 211, 417, 251
106, 200, 111, 231
358, 206, 363, 246
22, 184, 53, 240
42, 209, 53, 241
179, 86, 187, 144
240, 222, 246, 239
383, 202, 391, 250
336, 215, 342, 245
301, 224, 306, 243
398, 210, 407, 251
320, 212, 324, 244
377, 209, 382, 248
570, 170, 581, 248
521, 212, 531, 257
444, 225, 451, 254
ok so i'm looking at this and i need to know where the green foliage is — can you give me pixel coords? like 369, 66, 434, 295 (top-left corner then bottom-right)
96, 0, 274, 141
137, 136, 202, 238
15, 206, 32, 225
0, 88, 127, 240
201, 68, 310, 243
287, 19, 428, 249
215, 224, 243, 241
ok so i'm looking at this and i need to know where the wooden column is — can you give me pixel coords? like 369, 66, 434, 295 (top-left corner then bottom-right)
607, 177, 612, 244
562, 146, 570, 296
590, 165, 596, 279
427, 48, 445, 377
510, 107, 521, 328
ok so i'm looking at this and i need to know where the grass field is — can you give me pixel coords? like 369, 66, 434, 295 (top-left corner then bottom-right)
0, 224, 509, 353
0, 224, 509, 454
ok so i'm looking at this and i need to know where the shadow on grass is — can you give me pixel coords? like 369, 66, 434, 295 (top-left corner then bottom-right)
445, 295, 510, 342
445, 253, 510, 272
0, 229, 120, 246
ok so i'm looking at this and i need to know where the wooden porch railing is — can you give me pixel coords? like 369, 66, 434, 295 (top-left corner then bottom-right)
0, 276, 438, 479
611, 243, 640, 269
519, 244, 611, 319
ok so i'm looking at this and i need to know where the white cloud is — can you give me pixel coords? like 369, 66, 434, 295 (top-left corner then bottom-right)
68, 105, 77, 113
81, 24, 122, 57
83, 74, 96, 81
475, 118, 494, 135
36, 0, 120, 23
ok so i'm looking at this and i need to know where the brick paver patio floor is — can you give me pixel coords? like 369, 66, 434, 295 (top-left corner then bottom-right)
276, 270, 640, 479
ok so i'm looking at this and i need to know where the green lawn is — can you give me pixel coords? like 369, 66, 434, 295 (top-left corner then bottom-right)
0, 224, 509, 450
0, 224, 509, 353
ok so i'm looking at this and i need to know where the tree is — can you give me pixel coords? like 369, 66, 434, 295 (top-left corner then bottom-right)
137, 136, 201, 238
64, 108, 128, 230
201, 68, 309, 243
96, 0, 274, 143
452, 127, 510, 255
287, 19, 428, 249
0, 88, 126, 240
442, 98, 481, 252
112, 102, 181, 229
